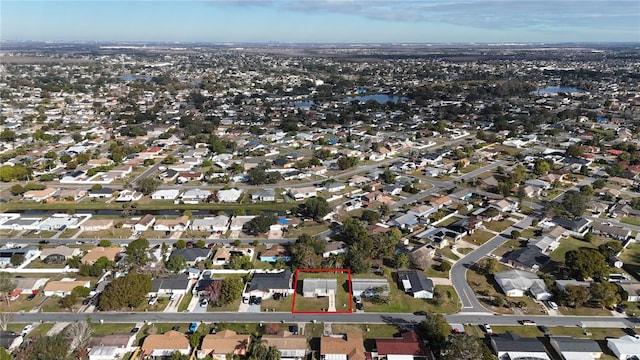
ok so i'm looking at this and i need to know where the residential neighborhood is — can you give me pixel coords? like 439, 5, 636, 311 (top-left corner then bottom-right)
1, 42, 640, 360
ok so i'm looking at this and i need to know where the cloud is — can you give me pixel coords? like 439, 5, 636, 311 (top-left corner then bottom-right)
213, 0, 639, 32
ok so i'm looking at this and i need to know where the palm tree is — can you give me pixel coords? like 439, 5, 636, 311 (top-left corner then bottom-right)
266, 346, 281, 360
326, 253, 344, 269
248, 334, 268, 360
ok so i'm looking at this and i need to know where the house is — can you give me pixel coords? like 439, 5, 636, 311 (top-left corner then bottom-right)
450, 189, 473, 201
619, 283, 640, 302
555, 279, 592, 292
115, 189, 143, 202
351, 278, 390, 297
191, 216, 230, 233
504, 246, 550, 271
212, 247, 254, 266
374, 331, 428, 360
244, 270, 293, 299
551, 217, 591, 237
122, 214, 156, 232
408, 204, 437, 218
251, 188, 276, 202
490, 333, 550, 360
302, 278, 337, 297
199, 330, 250, 360
324, 182, 346, 193
153, 216, 191, 232
55, 188, 87, 202
322, 241, 347, 258
414, 227, 463, 249
408, 245, 437, 270
43, 279, 90, 297
342, 199, 363, 212
494, 269, 552, 300
396, 271, 434, 299
80, 219, 114, 232
490, 199, 519, 212
320, 332, 365, 360
591, 222, 630, 240
141, 330, 190, 358
549, 337, 603, 360
39, 246, 81, 261
12, 278, 48, 295
177, 172, 203, 183
263, 331, 307, 360
258, 245, 291, 262
179, 189, 211, 204
81, 247, 122, 265
529, 236, 560, 254
0, 331, 23, 352
88, 334, 134, 360
217, 188, 244, 203
0, 246, 39, 267
23, 187, 57, 202
229, 216, 256, 232
288, 186, 317, 200
430, 195, 452, 209
390, 213, 419, 232
150, 274, 192, 296
607, 335, 640, 360
151, 189, 181, 200
169, 248, 211, 266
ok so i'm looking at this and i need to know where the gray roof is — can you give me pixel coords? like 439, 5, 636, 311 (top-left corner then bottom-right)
302, 278, 337, 293
505, 246, 550, 269
151, 274, 191, 292
169, 248, 211, 262
550, 337, 602, 353
247, 270, 293, 292
492, 333, 547, 352
351, 278, 390, 293
0, 331, 19, 349
397, 271, 434, 293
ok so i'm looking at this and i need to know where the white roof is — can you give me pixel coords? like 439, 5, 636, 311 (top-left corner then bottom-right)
607, 335, 640, 358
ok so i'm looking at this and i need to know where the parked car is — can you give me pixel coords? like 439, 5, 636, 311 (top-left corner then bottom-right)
148, 297, 158, 306
171, 326, 180, 331
356, 302, 364, 311
26, 294, 36, 301
131, 327, 139, 333
538, 325, 549, 334
21, 325, 33, 336
623, 328, 637, 337
482, 324, 493, 334
548, 301, 558, 310
413, 311, 428, 316
521, 320, 536, 326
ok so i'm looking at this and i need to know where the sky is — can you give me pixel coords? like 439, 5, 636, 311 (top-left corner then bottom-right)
1, 0, 639, 43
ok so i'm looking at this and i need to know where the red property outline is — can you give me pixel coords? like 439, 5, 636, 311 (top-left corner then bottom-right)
291, 268, 353, 314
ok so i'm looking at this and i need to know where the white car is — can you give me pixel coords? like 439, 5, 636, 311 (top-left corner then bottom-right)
21, 324, 33, 336
148, 297, 158, 306
170, 294, 177, 301
548, 301, 558, 310
482, 324, 492, 334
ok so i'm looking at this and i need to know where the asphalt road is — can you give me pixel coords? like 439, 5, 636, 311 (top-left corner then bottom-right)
10, 311, 639, 329
451, 215, 534, 313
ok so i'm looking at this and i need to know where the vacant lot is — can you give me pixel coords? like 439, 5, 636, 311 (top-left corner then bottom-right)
293, 271, 351, 313
462, 230, 494, 245
484, 219, 515, 233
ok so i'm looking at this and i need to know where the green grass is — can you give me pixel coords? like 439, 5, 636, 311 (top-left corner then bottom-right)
466, 260, 513, 314
178, 292, 193, 312
90, 322, 137, 335
286, 224, 330, 238
457, 248, 473, 255
462, 230, 495, 246
293, 272, 351, 312
24, 258, 67, 269
438, 248, 460, 261
483, 219, 515, 233
209, 297, 242, 312
261, 294, 294, 312
434, 216, 460, 227
27, 322, 55, 338
620, 216, 640, 226
548, 235, 611, 262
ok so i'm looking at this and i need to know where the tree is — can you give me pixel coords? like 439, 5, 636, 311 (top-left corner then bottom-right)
510, 230, 521, 239
166, 255, 187, 272
509, 164, 527, 184
63, 320, 92, 357
484, 258, 498, 275
0, 273, 16, 307
10, 254, 24, 267
169, 351, 190, 360
416, 314, 450, 355
300, 197, 330, 221
561, 191, 589, 219
59, 294, 78, 310
244, 214, 278, 235
395, 253, 409, 269
175, 239, 187, 249
534, 158, 550, 175
337, 156, 358, 170
360, 209, 381, 225
345, 247, 368, 274
196, 239, 206, 248
592, 178, 606, 189
136, 177, 161, 195
97, 273, 152, 311
562, 285, 591, 307
228, 255, 252, 270
580, 185, 594, 196
565, 248, 609, 280
291, 234, 325, 268
28, 334, 71, 360
438, 261, 451, 272
98, 240, 112, 247
590, 281, 619, 308
598, 241, 623, 259
219, 276, 243, 306
566, 144, 584, 158
125, 237, 150, 265
380, 170, 396, 184
442, 335, 487, 360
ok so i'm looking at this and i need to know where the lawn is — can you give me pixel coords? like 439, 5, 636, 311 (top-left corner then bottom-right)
548, 235, 610, 263
434, 216, 460, 227
293, 271, 351, 312
209, 297, 242, 312
558, 303, 612, 316
620, 216, 640, 226
466, 259, 514, 314
178, 292, 193, 312
459, 164, 481, 174
25, 258, 67, 269
438, 247, 460, 261
90, 322, 137, 336
261, 293, 294, 312
27, 322, 55, 338
462, 230, 495, 246
352, 271, 460, 314
332, 324, 401, 351
286, 223, 331, 238
483, 219, 515, 233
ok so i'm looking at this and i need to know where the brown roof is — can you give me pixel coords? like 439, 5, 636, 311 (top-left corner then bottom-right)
375, 331, 426, 356
81, 247, 122, 265
141, 331, 189, 351
263, 331, 307, 351
260, 245, 290, 259
431, 195, 452, 205
89, 334, 131, 348
201, 330, 250, 355
155, 215, 189, 227
320, 332, 364, 360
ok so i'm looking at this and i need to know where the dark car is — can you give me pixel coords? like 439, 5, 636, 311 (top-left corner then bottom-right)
356, 303, 364, 311
210, 327, 217, 334
26, 294, 36, 301
171, 326, 180, 331
538, 325, 549, 334
82, 297, 92, 305
38, 240, 50, 244
413, 311, 428, 316
623, 328, 637, 336
131, 327, 139, 333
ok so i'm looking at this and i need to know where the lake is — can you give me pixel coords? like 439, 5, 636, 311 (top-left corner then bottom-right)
534, 86, 583, 94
